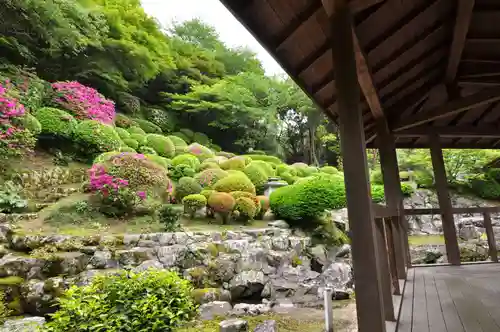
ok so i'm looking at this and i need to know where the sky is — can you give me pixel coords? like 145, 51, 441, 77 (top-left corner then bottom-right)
140, 0, 285, 76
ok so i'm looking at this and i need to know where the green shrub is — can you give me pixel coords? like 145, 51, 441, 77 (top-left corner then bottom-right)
44, 270, 196, 332
170, 164, 196, 181
116, 92, 140, 115
213, 174, 256, 195
469, 175, 500, 200
130, 133, 147, 146
210, 144, 221, 152
146, 108, 177, 133
198, 161, 221, 171
320, 166, 338, 175
217, 151, 235, 159
250, 150, 266, 155
172, 132, 190, 143
244, 163, 269, 192
182, 194, 207, 218
0, 181, 28, 213
145, 134, 175, 158
179, 128, 194, 140
186, 143, 214, 160
193, 132, 209, 145
371, 169, 383, 185
280, 172, 297, 185
34, 107, 76, 137
400, 182, 415, 197
200, 189, 215, 201
220, 157, 246, 171
133, 118, 162, 134
230, 191, 260, 215
115, 113, 135, 128
486, 168, 500, 182
249, 160, 275, 177
118, 146, 136, 153
128, 126, 146, 136
371, 184, 385, 203
175, 177, 202, 202
145, 154, 170, 169
115, 127, 131, 140
168, 135, 188, 155
194, 168, 229, 188
234, 197, 257, 221
256, 195, 270, 218
243, 154, 282, 164
73, 120, 122, 154
158, 204, 182, 231
414, 169, 434, 188
172, 154, 200, 169
138, 146, 157, 155
399, 171, 411, 181
123, 138, 139, 149
207, 192, 235, 224
21, 113, 42, 135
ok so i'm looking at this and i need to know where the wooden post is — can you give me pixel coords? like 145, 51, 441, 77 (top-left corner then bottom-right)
377, 121, 409, 275
324, 288, 334, 332
385, 218, 401, 295
429, 135, 461, 265
375, 218, 396, 321
482, 212, 498, 262
324, 1, 386, 331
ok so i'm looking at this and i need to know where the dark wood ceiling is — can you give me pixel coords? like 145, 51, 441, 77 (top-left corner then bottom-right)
220, 0, 500, 149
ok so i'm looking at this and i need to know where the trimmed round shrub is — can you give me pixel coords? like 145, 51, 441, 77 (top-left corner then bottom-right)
210, 144, 221, 152
145, 154, 171, 169
145, 134, 175, 158
249, 160, 274, 177
213, 174, 256, 195
175, 177, 202, 201
469, 175, 500, 199
34, 107, 76, 137
123, 138, 139, 150
320, 166, 338, 175
115, 113, 135, 128
280, 172, 297, 185
243, 154, 283, 165
198, 161, 221, 171
200, 189, 215, 200
128, 126, 146, 136
170, 164, 196, 182
370, 169, 383, 185
230, 191, 260, 215
168, 135, 188, 155
195, 168, 229, 188
234, 197, 257, 221
400, 182, 415, 197
172, 154, 200, 169
21, 113, 42, 135
182, 194, 207, 218
371, 184, 385, 203
118, 146, 136, 153
193, 132, 209, 145
186, 143, 214, 160
115, 127, 131, 140
116, 92, 140, 115
244, 163, 269, 191
217, 151, 235, 159
44, 270, 196, 332
133, 118, 162, 134
146, 108, 177, 133
172, 132, 190, 143
138, 146, 157, 155
257, 195, 270, 217
130, 133, 147, 146
414, 169, 434, 188
220, 157, 246, 171
208, 192, 235, 224
179, 128, 194, 140
73, 120, 122, 153
93, 151, 118, 164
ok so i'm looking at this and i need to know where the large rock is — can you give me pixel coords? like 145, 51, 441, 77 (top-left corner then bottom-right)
115, 247, 154, 266
132, 260, 163, 272
458, 225, 481, 241
219, 319, 248, 332
231, 303, 271, 316
230, 270, 267, 300
253, 320, 277, 332
267, 220, 289, 229
89, 250, 116, 269
199, 301, 232, 320
20, 277, 67, 315
0, 255, 44, 280
1, 317, 45, 332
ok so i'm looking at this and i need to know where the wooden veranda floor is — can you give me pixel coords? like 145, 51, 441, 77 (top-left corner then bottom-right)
398, 264, 500, 332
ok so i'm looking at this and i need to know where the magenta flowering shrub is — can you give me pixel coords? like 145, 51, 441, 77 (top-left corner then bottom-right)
52, 81, 116, 124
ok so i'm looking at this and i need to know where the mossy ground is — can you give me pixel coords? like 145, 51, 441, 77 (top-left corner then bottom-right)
408, 235, 445, 245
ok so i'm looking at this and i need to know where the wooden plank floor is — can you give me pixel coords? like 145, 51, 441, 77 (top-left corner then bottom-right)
397, 264, 500, 332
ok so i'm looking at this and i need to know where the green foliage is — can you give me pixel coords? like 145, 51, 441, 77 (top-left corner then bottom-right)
400, 183, 415, 197
186, 143, 214, 160
244, 162, 269, 192
200, 189, 215, 201
207, 192, 235, 223
146, 108, 176, 133
468, 175, 500, 200
44, 270, 196, 332
175, 177, 202, 202
0, 181, 28, 213
280, 172, 297, 185
134, 118, 162, 134
168, 135, 188, 155
116, 92, 140, 115
234, 197, 256, 221
130, 133, 147, 146
213, 173, 256, 195
123, 138, 139, 150
182, 194, 207, 218
320, 166, 338, 175
414, 169, 434, 188
170, 164, 196, 182
158, 205, 182, 231
128, 126, 146, 136
198, 161, 220, 171
220, 157, 246, 171
194, 168, 228, 188
193, 132, 209, 145
145, 154, 170, 170
34, 107, 76, 137
249, 160, 275, 177
145, 134, 175, 158
115, 127, 130, 140
172, 154, 201, 169
371, 184, 385, 203
243, 154, 282, 165
179, 128, 194, 140
21, 112, 42, 135
115, 113, 135, 128
137, 146, 157, 155
73, 120, 122, 155
172, 132, 190, 143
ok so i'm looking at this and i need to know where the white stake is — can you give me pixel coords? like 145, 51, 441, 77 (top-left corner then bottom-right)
324, 287, 334, 332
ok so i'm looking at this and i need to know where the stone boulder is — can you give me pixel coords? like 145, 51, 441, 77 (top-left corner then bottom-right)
1, 317, 45, 332
231, 303, 271, 316
230, 270, 267, 300
219, 319, 248, 332
253, 320, 277, 332
267, 220, 289, 229
199, 301, 232, 320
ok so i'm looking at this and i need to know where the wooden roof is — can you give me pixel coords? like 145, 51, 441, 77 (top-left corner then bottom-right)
220, 0, 500, 148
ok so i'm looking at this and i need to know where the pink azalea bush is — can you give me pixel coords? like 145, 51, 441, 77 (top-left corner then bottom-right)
52, 81, 116, 124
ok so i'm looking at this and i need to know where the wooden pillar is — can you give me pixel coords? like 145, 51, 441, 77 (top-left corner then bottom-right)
377, 122, 409, 275
429, 135, 461, 265
482, 212, 498, 262
375, 218, 396, 321
323, 1, 386, 331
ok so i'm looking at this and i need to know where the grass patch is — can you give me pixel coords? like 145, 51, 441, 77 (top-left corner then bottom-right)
408, 235, 444, 245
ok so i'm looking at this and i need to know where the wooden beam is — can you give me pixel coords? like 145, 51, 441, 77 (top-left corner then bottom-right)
445, 0, 475, 83
349, 0, 385, 12
394, 87, 500, 131
396, 125, 500, 138
323, 0, 386, 330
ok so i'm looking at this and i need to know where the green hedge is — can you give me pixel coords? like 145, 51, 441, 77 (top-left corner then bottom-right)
213, 173, 256, 195
133, 118, 162, 134
469, 174, 500, 200
130, 133, 147, 146
115, 113, 135, 128
171, 132, 190, 143
244, 163, 269, 192
193, 132, 209, 145
123, 138, 139, 150
220, 157, 246, 171
243, 154, 283, 164
172, 154, 200, 169
115, 127, 131, 140
73, 120, 122, 153
21, 113, 42, 135
128, 126, 146, 136
194, 168, 228, 188
168, 135, 188, 155
145, 134, 175, 158
175, 177, 202, 202
34, 107, 76, 137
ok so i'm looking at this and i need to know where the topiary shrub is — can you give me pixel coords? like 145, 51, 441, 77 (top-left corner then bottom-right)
145, 154, 171, 170
116, 92, 140, 115
234, 197, 257, 222
133, 118, 162, 134
115, 113, 135, 128
130, 133, 147, 146
371, 184, 385, 203
128, 126, 146, 136
249, 160, 275, 177
145, 134, 175, 158
169, 164, 195, 182
220, 157, 246, 171
175, 177, 202, 202
400, 182, 415, 197
182, 194, 207, 218
158, 204, 182, 231
256, 195, 270, 219
469, 174, 500, 200
168, 135, 188, 155
217, 151, 235, 159
73, 120, 122, 155
44, 270, 196, 332
280, 172, 297, 185
210, 144, 221, 152
115, 127, 131, 140
320, 166, 338, 175
207, 192, 235, 224
186, 143, 214, 160
138, 146, 157, 155
123, 138, 139, 150
193, 132, 209, 145
172, 154, 201, 169
145, 108, 177, 133
370, 169, 383, 185
172, 132, 190, 143
244, 163, 269, 193
198, 161, 221, 171
179, 128, 194, 140
230, 191, 260, 215
243, 154, 283, 165
34, 107, 76, 137
213, 174, 256, 195
200, 189, 215, 201
118, 146, 136, 153
194, 168, 229, 188
21, 113, 42, 135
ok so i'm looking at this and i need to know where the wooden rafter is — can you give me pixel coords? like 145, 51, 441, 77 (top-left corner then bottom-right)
396, 125, 500, 138
393, 87, 500, 131
445, 0, 475, 83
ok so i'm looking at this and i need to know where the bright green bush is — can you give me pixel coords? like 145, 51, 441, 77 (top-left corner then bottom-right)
118, 146, 136, 153
44, 270, 196, 332
170, 164, 196, 181
213, 174, 256, 195
115, 127, 131, 140
172, 154, 200, 169
179, 128, 194, 140
320, 166, 338, 175
244, 163, 269, 192
371, 184, 385, 203
198, 161, 220, 171
115, 113, 135, 128
34, 107, 76, 137
217, 151, 235, 159
230, 191, 260, 215
234, 197, 257, 221
371, 169, 383, 185
73, 120, 122, 154
133, 118, 162, 134
168, 135, 188, 155
243, 154, 283, 165
193, 132, 209, 145
207, 192, 235, 224
469, 175, 500, 199
158, 204, 182, 231
172, 132, 190, 143
175, 177, 202, 202
249, 160, 275, 177
220, 157, 246, 171
128, 126, 146, 136
210, 144, 221, 152
414, 169, 434, 188
400, 182, 415, 197
145, 134, 175, 158
145, 154, 170, 169
256, 195, 270, 218
21, 113, 42, 135
182, 194, 207, 218
130, 133, 147, 146
200, 189, 215, 201
280, 172, 297, 185
123, 138, 139, 149
137, 146, 157, 155
186, 143, 214, 160
194, 168, 228, 188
